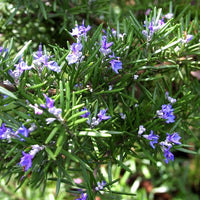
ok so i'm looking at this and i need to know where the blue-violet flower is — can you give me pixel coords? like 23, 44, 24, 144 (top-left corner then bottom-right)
76, 193, 87, 200
99, 36, 113, 56
157, 104, 175, 123
20, 151, 33, 171
143, 130, 159, 149
166, 132, 181, 145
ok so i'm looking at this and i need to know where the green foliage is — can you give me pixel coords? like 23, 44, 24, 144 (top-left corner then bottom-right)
0, 0, 200, 199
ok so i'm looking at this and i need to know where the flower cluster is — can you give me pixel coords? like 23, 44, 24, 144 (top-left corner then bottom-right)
0, 123, 31, 142
139, 92, 181, 163
0, 123, 15, 142
66, 21, 91, 65
109, 53, 122, 74
70, 20, 91, 41
33, 43, 61, 73
157, 104, 175, 123
19, 144, 45, 171
9, 59, 33, 84
142, 130, 159, 149
142, 17, 165, 41
29, 94, 63, 124
142, 11, 174, 41
95, 180, 106, 191
100, 35, 113, 56
157, 92, 176, 123
9, 44, 61, 84
160, 132, 181, 163
80, 108, 111, 127
99, 31, 123, 74
140, 128, 181, 163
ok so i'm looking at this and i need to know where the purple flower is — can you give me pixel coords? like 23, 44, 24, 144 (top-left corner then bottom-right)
186, 34, 193, 43
33, 43, 43, 60
66, 42, 83, 65
165, 92, 176, 104
43, 94, 63, 121
145, 8, 151, 16
163, 147, 174, 164
16, 125, 29, 141
143, 130, 159, 149
40, 103, 46, 109
87, 117, 101, 127
43, 94, 55, 108
48, 107, 62, 117
99, 36, 113, 56
70, 20, 91, 40
20, 151, 33, 171
15, 59, 33, 72
148, 19, 165, 32
29, 144, 45, 157
45, 60, 61, 73
166, 132, 181, 145
110, 59, 122, 74
142, 18, 165, 40
0, 123, 15, 141
157, 104, 175, 123
164, 13, 174, 19
87, 109, 111, 127
95, 180, 106, 191
10, 59, 32, 83
160, 132, 181, 164
138, 125, 146, 136
33, 44, 61, 73
0, 123, 7, 139
28, 123, 37, 132
120, 112, 126, 119
33, 47, 49, 65
29, 104, 43, 115
80, 107, 90, 118
76, 193, 87, 200
160, 140, 172, 149
97, 109, 111, 121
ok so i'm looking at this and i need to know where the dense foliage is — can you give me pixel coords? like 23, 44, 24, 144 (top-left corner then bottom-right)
0, 1, 200, 199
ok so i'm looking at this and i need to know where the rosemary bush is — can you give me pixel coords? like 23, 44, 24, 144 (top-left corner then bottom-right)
0, 1, 200, 199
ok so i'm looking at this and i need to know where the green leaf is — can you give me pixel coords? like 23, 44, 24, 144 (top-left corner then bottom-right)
25, 81, 47, 90
59, 80, 64, 110
177, 147, 197, 155
38, 0, 47, 20
67, 110, 86, 122
68, 118, 88, 126
81, 164, 94, 199
108, 190, 136, 196
13, 40, 32, 63
0, 86, 17, 99
75, 130, 111, 137
115, 159, 132, 173
95, 88, 124, 95
65, 81, 71, 111
45, 125, 61, 144
45, 147, 56, 160
3, 4, 20, 27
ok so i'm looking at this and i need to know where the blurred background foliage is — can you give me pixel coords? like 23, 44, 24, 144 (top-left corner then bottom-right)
1, 0, 200, 48
0, 0, 200, 199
